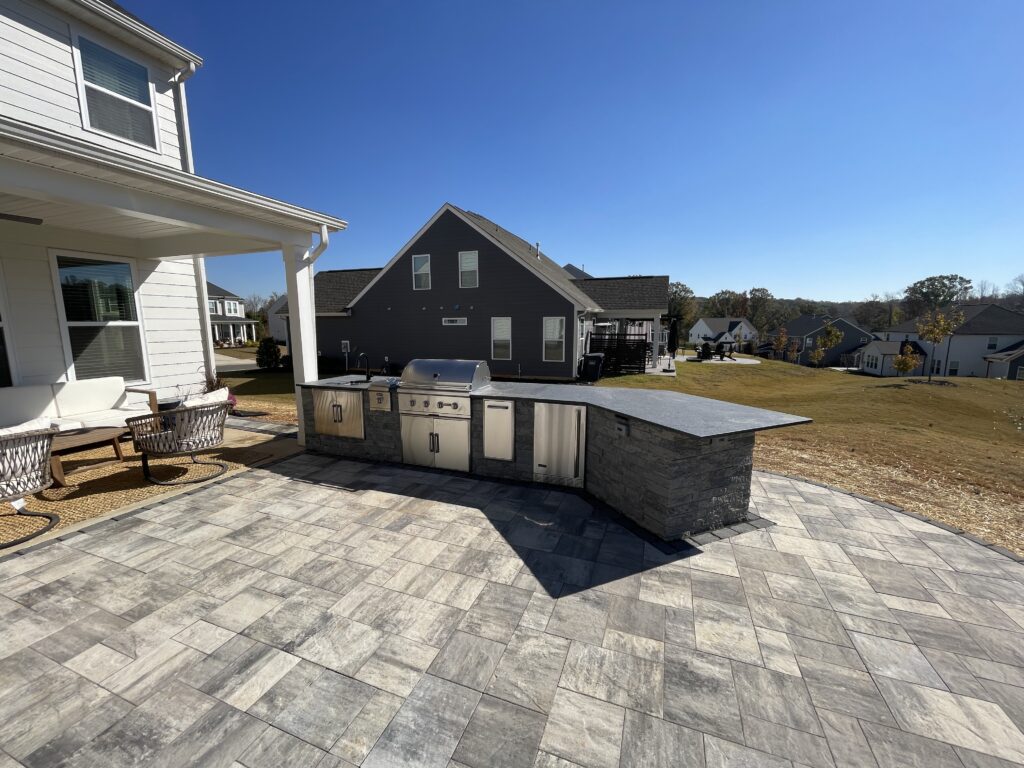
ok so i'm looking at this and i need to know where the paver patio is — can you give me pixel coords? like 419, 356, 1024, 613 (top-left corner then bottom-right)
1, 453, 1023, 767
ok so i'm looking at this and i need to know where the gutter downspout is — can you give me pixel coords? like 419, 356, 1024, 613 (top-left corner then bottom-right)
172, 62, 197, 173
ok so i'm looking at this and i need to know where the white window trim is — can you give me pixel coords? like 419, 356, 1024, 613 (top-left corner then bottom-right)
208, 300, 218, 314
411, 254, 431, 291
70, 29, 163, 154
0, 260, 18, 386
492, 317, 512, 360
542, 316, 566, 363
458, 250, 479, 289
49, 249, 151, 385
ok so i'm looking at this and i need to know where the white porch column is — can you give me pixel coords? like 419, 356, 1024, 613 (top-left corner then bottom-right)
283, 242, 318, 446
193, 257, 217, 382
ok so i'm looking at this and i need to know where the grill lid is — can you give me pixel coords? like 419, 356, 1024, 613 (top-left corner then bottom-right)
399, 359, 491, 392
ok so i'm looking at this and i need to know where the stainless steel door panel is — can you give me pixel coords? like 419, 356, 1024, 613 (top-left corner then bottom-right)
334, 390, 365, 439
533, 403, 586, 487
401, 415, 435, 467
312, 389, 336, 434
433, 418, 470, 472
482, 400, 514, 461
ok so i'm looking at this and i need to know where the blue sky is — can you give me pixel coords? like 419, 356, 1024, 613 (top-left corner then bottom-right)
127, 1, 1023, 301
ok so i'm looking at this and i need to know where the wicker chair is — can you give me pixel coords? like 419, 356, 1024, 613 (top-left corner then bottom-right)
1, 427, 59, 549
125, 401, 230, 486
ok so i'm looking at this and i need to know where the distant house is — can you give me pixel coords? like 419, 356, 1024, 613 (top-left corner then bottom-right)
859, 339, 927, 377
278, 204, 668, 378
266, 295, 289, 347
688, 318, 759, 348
206, 282, 257, 346
869, 303, 1024, 378
762, 314, 872, 367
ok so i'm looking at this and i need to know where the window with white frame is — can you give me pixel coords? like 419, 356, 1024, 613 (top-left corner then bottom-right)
492, 317, 511, 360
55, 255, 146, 382
543, 317, 565, 362
208, 300, 218, 314
225, 300, 240, 316
412, 254, 431, 290
77, 37, 157, 148
949, 360, 960, 376
459, 251, 479, 288
0, 290, 11, 388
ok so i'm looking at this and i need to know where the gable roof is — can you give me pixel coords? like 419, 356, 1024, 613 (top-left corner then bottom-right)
884, 303, 1024, 336
206, 281, 240, 299
572, 276, 669, 312
562, 263, 593, 279
278, 268, 381, 315
695, 317, 751, 335
347, 203, 601, 311
769, 314, 833, 337
452, 205, 599, 310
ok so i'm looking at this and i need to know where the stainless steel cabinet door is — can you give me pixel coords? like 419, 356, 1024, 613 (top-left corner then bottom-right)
433, 418, 470, 472
533, 403, 586, 487
312, 389, 338, 434
334, 390, 365, 439
401, 415, 435, 467
482, 400, 514, 461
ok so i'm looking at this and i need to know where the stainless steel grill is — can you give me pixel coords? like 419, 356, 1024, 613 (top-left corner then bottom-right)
398, 359, 491, 394
398, 360, 488, 472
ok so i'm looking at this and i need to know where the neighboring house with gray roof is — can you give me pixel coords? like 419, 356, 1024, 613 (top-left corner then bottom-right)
762, 314, 872, 367
688, 317, 759, 347
285, 203, 668, 379
871, 303, 1024, 378
859, 339, 928, 377
206, 282, 257, 346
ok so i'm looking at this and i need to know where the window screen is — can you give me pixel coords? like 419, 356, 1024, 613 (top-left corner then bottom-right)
412, 254, 431, 290
543, 317, 565, 362
492, 317, 511, 360
57, 256, 145, 382
459, 251, 479, 288
79, 37, 156, 147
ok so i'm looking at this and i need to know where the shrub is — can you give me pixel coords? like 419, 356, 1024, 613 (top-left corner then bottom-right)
256, 337, 281, 369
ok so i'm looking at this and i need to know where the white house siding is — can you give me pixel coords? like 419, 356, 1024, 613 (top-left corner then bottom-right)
0, 0, 183, 169
942, 335, 1024, 378
0, 225, 206, 399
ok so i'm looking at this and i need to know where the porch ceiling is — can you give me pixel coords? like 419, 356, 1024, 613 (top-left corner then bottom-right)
0, 117, 346, 258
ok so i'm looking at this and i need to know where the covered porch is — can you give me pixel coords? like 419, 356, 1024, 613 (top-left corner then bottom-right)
0, 117, 344, 445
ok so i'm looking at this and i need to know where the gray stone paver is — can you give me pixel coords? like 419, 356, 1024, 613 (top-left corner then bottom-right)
1, 458, 1024, 766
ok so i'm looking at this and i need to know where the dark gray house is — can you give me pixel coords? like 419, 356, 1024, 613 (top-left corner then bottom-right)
761, 314, 872, 367
279, 203, 669, 379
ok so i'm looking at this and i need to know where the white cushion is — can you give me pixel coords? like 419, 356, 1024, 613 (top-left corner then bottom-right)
53, 377, 127, 417
182, 387, 230, 408
75, 404, 151, 429
0, 385, 59, 427
51, 418, 85, 431
0, 417, 51, 436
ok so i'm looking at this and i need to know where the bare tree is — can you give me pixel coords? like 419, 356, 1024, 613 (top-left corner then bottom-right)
972, 280, 1000, 301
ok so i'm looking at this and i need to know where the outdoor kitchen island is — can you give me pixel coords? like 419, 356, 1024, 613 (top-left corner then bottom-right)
299, 360, 809, 540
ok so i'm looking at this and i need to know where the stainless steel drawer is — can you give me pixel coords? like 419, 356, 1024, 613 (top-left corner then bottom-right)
482, 399, 514, 461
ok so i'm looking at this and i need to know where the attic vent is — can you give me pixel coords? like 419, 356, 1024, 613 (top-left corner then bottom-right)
535, 242, 541, 260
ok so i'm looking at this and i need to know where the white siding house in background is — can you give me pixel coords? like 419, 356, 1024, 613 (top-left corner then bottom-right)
0, 0, 345, 435
865, 303, 1024, 378
688, 317, 758, 347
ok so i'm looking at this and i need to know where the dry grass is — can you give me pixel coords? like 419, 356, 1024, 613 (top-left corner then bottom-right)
224, 371, 300, 424
604, 359, 1024, 555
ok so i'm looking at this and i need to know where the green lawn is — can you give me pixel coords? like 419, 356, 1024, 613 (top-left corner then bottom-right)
602, 358, 1024, 554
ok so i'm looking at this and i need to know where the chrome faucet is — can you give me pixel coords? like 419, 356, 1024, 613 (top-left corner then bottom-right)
357, 352, 370, 382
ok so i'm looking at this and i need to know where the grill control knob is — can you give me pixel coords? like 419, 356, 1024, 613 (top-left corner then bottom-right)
422, 399, 429, 407
451, 402, 459, 410
437, 401, 443, 408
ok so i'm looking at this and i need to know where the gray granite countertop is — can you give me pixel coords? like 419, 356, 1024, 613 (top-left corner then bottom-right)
472, 382, 810, 438
302, 376, 810, 438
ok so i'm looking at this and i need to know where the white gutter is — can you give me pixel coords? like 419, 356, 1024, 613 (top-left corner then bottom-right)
308, 224, 330, 263
172, 63, 197, 174
73, 0, 203, 66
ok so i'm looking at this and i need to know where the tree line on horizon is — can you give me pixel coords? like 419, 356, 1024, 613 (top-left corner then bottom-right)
667, 272, 1024, 343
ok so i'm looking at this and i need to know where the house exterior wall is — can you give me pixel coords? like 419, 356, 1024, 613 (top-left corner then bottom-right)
0, 223, 206, 399
317, 210, 578, 379
858, 343, 926, 377
799, 321, 871, 367
267, 297, 288, 345
941, 334, 1024, 378
0, 0, 185, 169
